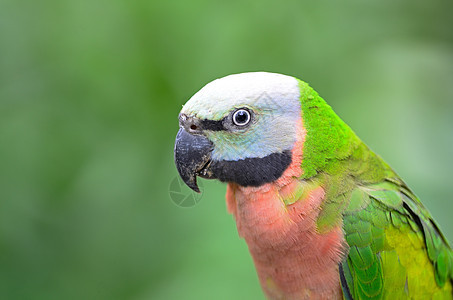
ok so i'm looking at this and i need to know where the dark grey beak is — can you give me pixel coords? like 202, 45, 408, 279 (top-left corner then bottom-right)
174, 128, 214, 193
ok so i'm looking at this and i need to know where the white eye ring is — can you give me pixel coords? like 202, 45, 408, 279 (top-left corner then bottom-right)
232, 109, 251, 126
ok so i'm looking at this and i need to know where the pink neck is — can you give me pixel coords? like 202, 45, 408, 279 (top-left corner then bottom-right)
225, 120, 345, 299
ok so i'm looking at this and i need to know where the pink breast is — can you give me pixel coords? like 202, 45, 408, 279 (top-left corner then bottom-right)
227, 183, 344, 299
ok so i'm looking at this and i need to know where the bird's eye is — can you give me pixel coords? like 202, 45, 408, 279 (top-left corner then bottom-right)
232, 109, 251, 126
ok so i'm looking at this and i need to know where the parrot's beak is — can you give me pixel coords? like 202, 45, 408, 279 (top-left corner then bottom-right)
174, 128, 214, 193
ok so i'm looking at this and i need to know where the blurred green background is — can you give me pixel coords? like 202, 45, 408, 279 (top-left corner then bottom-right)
0, 0, 452, 299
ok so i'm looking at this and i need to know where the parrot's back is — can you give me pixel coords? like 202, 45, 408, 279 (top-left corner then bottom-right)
298, 81, 453, 299
340, 170, 453, 299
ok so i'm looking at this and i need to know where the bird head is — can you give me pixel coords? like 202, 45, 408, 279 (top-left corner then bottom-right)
174, 72, 303, 192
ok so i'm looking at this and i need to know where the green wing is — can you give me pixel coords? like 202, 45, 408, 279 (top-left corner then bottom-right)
296, 82, 452, 298
340, 179, 453, 299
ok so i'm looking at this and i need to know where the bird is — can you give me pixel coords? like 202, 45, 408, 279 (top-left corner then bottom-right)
174, 72, 453, 299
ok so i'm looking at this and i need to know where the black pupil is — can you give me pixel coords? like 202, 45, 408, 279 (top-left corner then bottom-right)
235, 110, 248, 124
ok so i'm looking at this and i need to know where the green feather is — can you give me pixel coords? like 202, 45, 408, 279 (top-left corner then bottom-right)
295, 79, 453, 298
297, 80, 362, 179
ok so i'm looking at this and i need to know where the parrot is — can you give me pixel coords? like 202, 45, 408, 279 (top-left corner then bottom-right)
174, 72, 453, 299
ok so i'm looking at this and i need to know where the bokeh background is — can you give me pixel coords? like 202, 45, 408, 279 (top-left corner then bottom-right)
1, 0, 452, 299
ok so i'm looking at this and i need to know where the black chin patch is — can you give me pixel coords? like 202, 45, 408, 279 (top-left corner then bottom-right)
209, 150, 292, 187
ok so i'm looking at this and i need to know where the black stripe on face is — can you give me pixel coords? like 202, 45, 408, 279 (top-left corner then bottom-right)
205, 150, 292, 187
179, 114, 227, 133
200, 118, 226, 131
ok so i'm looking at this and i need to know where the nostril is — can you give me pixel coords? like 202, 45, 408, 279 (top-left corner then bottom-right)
190, 124, 198, 131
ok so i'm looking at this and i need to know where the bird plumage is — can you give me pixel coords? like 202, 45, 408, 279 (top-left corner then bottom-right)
174, 72, 453, 299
